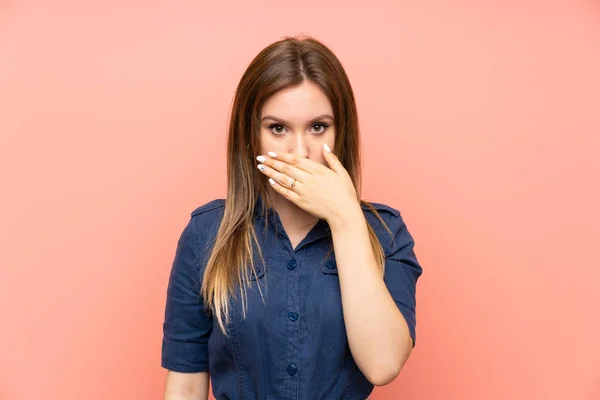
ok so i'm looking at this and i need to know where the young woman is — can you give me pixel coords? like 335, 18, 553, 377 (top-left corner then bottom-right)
161, 36, 423, 400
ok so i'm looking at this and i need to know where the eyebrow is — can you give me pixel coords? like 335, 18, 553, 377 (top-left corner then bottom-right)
261, 114, 334, 125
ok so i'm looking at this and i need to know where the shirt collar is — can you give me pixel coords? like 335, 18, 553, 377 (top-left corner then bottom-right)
253, 193, 332, 250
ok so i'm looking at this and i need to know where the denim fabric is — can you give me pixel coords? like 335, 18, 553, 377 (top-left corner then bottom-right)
162, 195, 422, 400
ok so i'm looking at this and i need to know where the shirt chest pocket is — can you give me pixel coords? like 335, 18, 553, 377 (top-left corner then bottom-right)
228, 253, 272, 325
320, 254, 338, 274
313, 254, 347, 335
317, 254, 343, 297
240, 253, 268, 282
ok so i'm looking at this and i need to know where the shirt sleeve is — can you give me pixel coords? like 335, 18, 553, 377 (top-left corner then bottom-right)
382, 213, 423, 348
161, 214, 213, 372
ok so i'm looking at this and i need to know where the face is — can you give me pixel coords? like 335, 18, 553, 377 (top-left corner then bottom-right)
259, 80, 335, 165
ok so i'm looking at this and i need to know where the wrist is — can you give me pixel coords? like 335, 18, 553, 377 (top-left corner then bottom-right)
328, 202, 365, 233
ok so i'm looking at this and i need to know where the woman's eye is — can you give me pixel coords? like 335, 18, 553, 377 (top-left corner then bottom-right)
269, 124, 287, 135
311, 123, 328, 134
268, 123, 329, 135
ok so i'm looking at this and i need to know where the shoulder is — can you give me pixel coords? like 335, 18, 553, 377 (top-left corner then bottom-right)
190, 198, 226, 218
360, 200, 401, 221
187, 199, 226, 244
360, 199, 414, 249
183, 199, 225, 259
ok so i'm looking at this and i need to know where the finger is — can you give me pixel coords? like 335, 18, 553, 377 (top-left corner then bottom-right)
257, 154, 310, 181
257, 163, 299, 190
323, 143, 345, 174
264, 151, 325, 175
268, 177, 301, 202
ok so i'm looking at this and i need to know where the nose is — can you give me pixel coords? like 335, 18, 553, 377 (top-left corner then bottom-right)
290, 133, 308, 158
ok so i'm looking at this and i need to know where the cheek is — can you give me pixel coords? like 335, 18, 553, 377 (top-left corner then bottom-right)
313, 130, 335, 164
259, 131, 277, 154
307, 144, 326, 165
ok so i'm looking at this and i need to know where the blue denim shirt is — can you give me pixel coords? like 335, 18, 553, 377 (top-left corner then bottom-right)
162, 195, 422, 400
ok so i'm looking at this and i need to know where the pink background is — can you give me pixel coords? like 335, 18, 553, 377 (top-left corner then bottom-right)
1, 1, 599, 399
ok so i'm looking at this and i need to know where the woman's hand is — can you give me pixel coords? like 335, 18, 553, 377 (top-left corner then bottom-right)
256, 144, 362, 228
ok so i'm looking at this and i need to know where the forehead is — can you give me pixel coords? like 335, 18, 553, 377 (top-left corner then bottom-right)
261, 81, 333, 119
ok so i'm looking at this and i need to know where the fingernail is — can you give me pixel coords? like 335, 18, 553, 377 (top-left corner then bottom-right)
256, 155, 266, 163
257, 164, 266, 171
269, 178, 276, 185
267, 151, 277, 157
324, 143, 331, 152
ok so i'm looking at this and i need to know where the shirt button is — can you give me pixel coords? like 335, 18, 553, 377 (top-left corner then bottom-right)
287, 259, 297, 270
288, 311, 298, 321
326, 260, 336, 269
287, 364, 298, 376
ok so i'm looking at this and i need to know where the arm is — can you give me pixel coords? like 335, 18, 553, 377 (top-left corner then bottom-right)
164, 371, 209, 400
330, 205, 417, 386
162, 212, 213, 397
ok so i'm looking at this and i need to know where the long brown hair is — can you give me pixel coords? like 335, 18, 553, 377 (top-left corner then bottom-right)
201, 36, 391, 334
